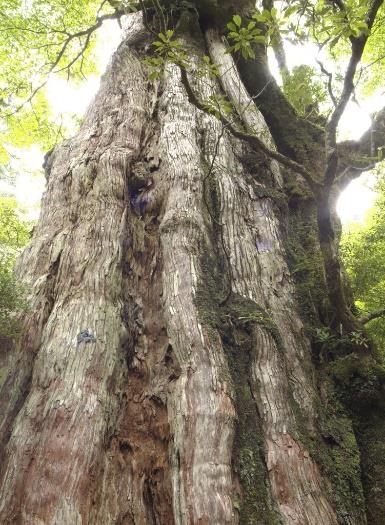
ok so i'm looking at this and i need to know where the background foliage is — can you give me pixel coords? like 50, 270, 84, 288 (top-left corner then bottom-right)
0, 0, 104, 165
341, 173, 385, 351
0, 196, 30, 345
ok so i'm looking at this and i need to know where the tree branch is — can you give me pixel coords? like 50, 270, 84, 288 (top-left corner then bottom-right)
138, 0, 157, 35
316, 59, 337, 107
360, 308, 385, 324
179, 66, 320, 192
3, 6, 130, 117
336, 104, 385, 187
324, 0, 384, 187
48, 9, 126, 74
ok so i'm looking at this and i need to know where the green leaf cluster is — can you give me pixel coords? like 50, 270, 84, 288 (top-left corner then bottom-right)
360, 2, 385, 94
143, 29, 188, 80
282, 65, 327, 120
197, 55, 220, 79
226, 14, 266, 59
271, 0, 385, 98
0, 0, 106, 167
203, 94, 233, 119
313, 0, 368, 41
277, 0, 369, 46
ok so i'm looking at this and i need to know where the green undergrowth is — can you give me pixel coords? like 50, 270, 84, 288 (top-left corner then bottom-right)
0, 265, 25, 346
328, 353, 385, 407
323, 350, 385, 524
0, 198, 30, 349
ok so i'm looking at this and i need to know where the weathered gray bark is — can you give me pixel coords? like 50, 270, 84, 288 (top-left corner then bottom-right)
0, 12, 374, 525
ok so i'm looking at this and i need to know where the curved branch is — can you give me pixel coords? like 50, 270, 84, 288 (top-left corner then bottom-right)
360, 308, 385, 324
179, 66, 320, 192
336, 104, 385, 187
324, 0, 384, 187
236, 51, 324, 163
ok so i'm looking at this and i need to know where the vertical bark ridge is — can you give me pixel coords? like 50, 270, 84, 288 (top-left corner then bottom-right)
197, 34, 339, 523
158, 51, 237, 523
0, 21, 154, 523
91, 64, 175, 524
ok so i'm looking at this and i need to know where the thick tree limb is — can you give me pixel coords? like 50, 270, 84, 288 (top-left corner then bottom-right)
324, 0, 384, 187
236, 52, 325, 165
360, 308, 385, 324
336, 104, 385, 187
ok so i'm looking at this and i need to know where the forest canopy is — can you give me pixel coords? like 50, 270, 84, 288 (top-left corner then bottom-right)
0, 196, 30, 346
1, 0, 385, 163
342, 176, 385, 349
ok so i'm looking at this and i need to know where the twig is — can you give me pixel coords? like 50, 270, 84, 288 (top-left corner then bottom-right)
316, 59, 337, 107
138, 0, 157, 35
3, 7, 127, 117
201, 127, 233, 305
151, 0, 167, 33
324, 0, 384, 188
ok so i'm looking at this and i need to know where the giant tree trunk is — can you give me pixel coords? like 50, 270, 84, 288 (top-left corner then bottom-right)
0, 11, 382, 525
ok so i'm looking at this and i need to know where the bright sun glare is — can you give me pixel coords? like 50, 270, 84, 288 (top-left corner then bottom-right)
3, 18, 380, 225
